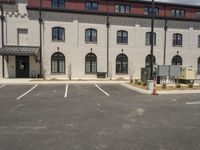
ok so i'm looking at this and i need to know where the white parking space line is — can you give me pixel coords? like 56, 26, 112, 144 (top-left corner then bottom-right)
64, 84, 68, 98
0, 85, 5, 89
17, 85, 38, 100
95, 84, 110, 96
186, 102, 200, 105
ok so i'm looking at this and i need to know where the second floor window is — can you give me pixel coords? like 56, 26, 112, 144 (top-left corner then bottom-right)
146, 32, 156, 46
52, 27, 65, 42
52, 0, 65, 8
173, 33, 182, 46
171, 9, 185, 18
117, 30, 128, 44
85, 28, 97, 43
115, 4, 131, 13
197, 11, 200, 18
144, 7, 159, 16
198, 35, 200, 48
85, 2, 98, 11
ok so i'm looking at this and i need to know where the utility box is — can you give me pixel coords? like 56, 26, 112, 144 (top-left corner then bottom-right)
180, 67, 196, 80
141, 67, 151, 82
179, 67, 196, 83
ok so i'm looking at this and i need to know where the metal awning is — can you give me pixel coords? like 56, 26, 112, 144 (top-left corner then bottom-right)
0, 46, 40, 56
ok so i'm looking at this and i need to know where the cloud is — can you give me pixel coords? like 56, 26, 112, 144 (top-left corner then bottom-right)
146, 0, 200, 5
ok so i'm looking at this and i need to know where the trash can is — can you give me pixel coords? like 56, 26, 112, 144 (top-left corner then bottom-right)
147, 80, 154, 91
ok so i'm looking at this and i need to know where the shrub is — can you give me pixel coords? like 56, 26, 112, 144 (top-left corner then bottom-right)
176, 84, 181, 88
188, 83, 194, 88
135, 79, 138, 84
142, 81, 147, 86
162, 83, 167, 89
137, 82, 142, 85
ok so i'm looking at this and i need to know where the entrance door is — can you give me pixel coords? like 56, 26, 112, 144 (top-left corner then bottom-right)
16, 56, 30, 78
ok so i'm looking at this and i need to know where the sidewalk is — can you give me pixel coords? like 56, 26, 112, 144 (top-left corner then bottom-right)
0, 78, 129, 85
122, 83, 200, 95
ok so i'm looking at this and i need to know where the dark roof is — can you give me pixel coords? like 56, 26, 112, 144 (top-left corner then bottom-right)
0, 46, 40, 56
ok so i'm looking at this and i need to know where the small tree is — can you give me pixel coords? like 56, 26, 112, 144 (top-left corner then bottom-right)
129, 61, 135, 83
68, 62, 72, 80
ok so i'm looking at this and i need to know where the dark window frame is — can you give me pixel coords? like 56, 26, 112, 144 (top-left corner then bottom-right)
198, 57, 200, 75
145, 54, 156, 68
145, 32, 156, 46
51, 52, 65, 74
116, 54, 128, 74
172, 55, 182, 66
51, 0, 65, 8
144, 6, 159, 16
85, 53, 97, 74
171, 8, 185, 18
173, 33, 183, 47
52, 27, 65, 42
85, 28, 97, 43
198, 35, 200, 48
85, 1, 98, 11
117, 30, 128, 44
115, 4, 131, 13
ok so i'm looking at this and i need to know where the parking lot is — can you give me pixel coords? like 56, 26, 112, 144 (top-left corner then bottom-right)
0, 84, 200, 150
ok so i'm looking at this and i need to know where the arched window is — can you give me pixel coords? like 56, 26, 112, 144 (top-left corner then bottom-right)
52, 0, 65, 8
116, 54, 128, 74
172, 55, 182, 65
197, 57, 200, 75
117, 30, 128, 44
51, 52, 65, 73
173, 33, 182, 46
52, 27, 65, 41
145, 32, 156, 46
85, 53, 97, 74
145, 54, 156, 67
198, 35, 200, 48
85, 28, 97, 43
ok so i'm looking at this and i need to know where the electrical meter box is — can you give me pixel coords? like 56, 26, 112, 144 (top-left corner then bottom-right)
180, 67, 196, 80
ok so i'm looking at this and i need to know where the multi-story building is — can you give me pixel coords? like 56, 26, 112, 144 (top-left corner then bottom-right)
0, 0, 200, 79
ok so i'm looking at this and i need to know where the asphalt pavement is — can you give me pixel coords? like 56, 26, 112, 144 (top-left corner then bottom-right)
0, 84, 200, 150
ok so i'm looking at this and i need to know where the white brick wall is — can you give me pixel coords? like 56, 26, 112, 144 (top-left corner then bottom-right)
1, 2, 200, 79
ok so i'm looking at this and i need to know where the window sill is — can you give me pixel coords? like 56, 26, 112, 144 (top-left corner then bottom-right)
85, 73, 97, 75
116, 73, 128, 75
85, 42, 97, 44
117, 43, 128, 45
51, 73, 66, 75
52, 40, 65, 42
172, 45, 183, 47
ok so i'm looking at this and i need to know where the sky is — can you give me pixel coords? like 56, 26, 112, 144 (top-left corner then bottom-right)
146, 0, 200, 5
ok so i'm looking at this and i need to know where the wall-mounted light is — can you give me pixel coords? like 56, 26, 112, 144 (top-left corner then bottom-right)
57, 47, 60, 52
90, 48, 93, 52
177, 51, 179, 55
121, 49, 124, 53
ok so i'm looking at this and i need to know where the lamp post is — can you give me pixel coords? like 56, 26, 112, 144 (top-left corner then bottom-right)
150, 0, 155, 80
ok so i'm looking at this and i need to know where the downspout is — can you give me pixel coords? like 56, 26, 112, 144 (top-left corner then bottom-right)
163, 19, 168, 65
163, 4, 168, 65
38, 0, 43, 78
0, 4, 5, 78
106, 0, 110, 78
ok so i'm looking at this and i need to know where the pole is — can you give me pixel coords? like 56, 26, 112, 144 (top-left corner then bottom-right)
0, 4, 5, 78
39, 0, 43, 78
163, 19, 168, 65
106, 0, 110, 78
150, 0, 155, 80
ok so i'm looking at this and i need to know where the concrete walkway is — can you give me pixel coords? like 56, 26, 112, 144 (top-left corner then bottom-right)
1, 78, 200, 94
0, 78, 129, 85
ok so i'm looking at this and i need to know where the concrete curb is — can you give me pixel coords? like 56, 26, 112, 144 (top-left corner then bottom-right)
121, 83, 152, 95
122, 83, 200, 95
